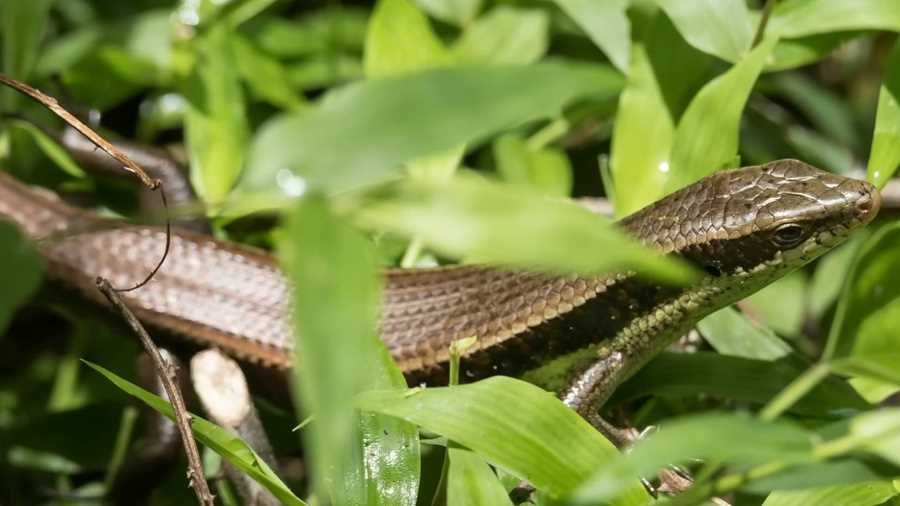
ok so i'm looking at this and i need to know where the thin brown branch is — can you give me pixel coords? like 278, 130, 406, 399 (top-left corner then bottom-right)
0, 74, 158, 189
96, 278, 215, 506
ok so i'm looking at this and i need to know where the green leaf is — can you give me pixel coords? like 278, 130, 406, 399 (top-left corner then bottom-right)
808, 236, 864, 320
767, 33, 862, 72
746, 272, 808, 337
415, 0, 482, 26
574, 412, 813, 503
185, 24, 248, 206
1, 0, 51, 106
769, 73, 862, 153
447, 448, 514, 506
0, 221, 43, 334
84, 362, 306, 506
451, 6, 548, 65
241, 61, 623, 198
354, 173, 693, 282
364, 0, 449, 77
610, 352, 867, 416
356, 377, 650, 502
255, 7, 368, 58
33, 25, 101, 79
280, 195, 418, 504
232, 35, 305, 110
656, 0, 753, 62
493, 134, 572, 197
550, 0, 630, 72
610, 42, 674, 216
61, 45, 159, 110
665, 37, 777, 193
697, 307, 791, 360
850, 409, 900, 467
868, 39, 900, 189
763, 481, 899, 506
768, 0, 900, 38
6, 120, 86, 178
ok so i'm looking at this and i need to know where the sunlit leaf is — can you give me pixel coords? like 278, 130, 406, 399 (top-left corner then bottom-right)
656, 0, 753, 62
451, 6, 548, 65
868, 39, 900, 188
364, 0, 449, 77
850, 409, 900, 467
242, 61, 623, 197
550, 0, 630, 72
85, 362, 307, 506
763, 481, 899, 506
493, 134, 571, 196
768, 0, 900, 38
356, 377, 650, 502
665, 37, 777, 193
6, 120, 86, 178
698, 308, 791, 360
415, 0, 482, 26
447, 448, 514, 506
354, 173, 693, 282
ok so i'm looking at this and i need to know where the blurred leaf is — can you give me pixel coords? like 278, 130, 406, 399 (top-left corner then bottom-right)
356, 377, 650, 502
611, 352, 868, 416
850, 409, 900, 466
242, 61, 623, 197
748, 459, 900, 494
33, 25, 101, 79
122, 10, 173, 76
447, 448, 514, 506
255, 7, 368, 57
770, 73, 862, 153
549, 0, 630, 72
698, 307, 791, 360
746, 271, 808, 337
451, 6, 548, 65
769, 0, 900, 38
365, 0, 449, 77
85, 362, 306, 506
62, 46, 160, 109
574, 412, 813, 503
610, 42, 674, 216
665, 37, 776, 193
785, 125, 855, 174
286, 54, 362, 90
868, 39, 900, 189
767, 33, 863, 71
656, 0, 753, 62
6, 120, 86, 178
354, 173, 694, 282
763, 481, 898, 506
1, 0, 51, 106
493, 134, 571, 196
185, 24, 248, 205
415, 0, 482, 26
281, 195, 418, 504
232, 35, 304, 110
0, 221, 42, 335
827, 222, 900, 360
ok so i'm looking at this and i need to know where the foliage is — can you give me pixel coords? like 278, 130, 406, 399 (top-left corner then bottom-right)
1, 0, 900, 505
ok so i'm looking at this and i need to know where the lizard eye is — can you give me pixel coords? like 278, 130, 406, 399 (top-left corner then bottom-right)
771, 223, 806, 248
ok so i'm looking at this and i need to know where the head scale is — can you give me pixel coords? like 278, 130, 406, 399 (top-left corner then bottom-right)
621, 159, 880, 283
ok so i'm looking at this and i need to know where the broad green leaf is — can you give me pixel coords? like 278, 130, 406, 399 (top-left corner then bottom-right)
827, 222, 900, 360
493, 134, 572, 197
185, 24, 248, 205
6, 120, 86, 178
242, 62, 623, 197
763, 481, 899, 506
748, 459, 900, 494
610, 352, 867, 416
656, 0, 753, 62
574, 412, 813, 503
868, 39, 900, 188
447, 448, 514, 506
665, 37, 777, 193
255, 7, 368, 57
549, 0, 630, 72
364, 0, 449, 77
1, 0, 51, 106
451, 7, 548, 65
356, 377, 650, 502
767, 33, 862, 72
232, 35, 305, 110
85, 362, 306, 506
768, 0, 900, 38
354, 173, 694, 282
698, 308, 791, 360
850, 409, 900, 467
281, 196, 418, 504
415, 0, 482, 26
746, 272, 808, 337
0, 221, 43, 334
610, 42, 674, 216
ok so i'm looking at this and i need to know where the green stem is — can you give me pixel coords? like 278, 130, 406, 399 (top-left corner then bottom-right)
751, 0, 778, 48
758, 362, 831, 421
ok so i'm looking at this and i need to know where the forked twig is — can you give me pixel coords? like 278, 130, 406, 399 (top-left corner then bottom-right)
96, 278, 215, 506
